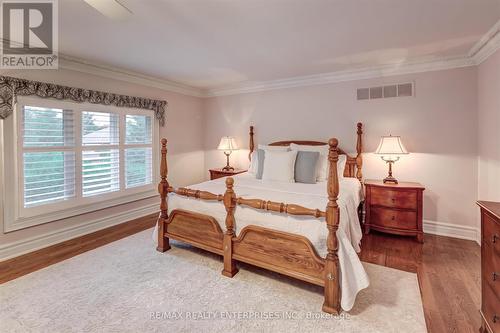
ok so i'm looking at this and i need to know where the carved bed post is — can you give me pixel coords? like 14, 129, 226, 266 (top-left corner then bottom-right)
156, 138, 171, 252
356, 122, 363, 182
322, 138, 341, 314
222, 177, 239, 277
249, 125, 255, 161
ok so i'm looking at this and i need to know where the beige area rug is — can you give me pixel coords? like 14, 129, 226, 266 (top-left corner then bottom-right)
0, 229, 426, 333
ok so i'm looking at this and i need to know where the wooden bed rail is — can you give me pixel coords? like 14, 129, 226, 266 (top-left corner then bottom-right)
235, 197, 326, 218
173, 188, 223, 201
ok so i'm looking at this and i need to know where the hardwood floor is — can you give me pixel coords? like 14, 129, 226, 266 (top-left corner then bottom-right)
0, 217, 481, 333
0, 213, 157, 284
360, 230, 481, 333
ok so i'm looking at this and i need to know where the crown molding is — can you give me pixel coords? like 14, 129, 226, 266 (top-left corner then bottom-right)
58, 55, 205, 97
204, 55, 475, 97
469, 19, 500, 65
0, 38, 205, 97
3, 17, 500, 99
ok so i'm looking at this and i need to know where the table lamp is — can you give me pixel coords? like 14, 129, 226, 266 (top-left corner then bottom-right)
375, 135, 408, 184
217, 136, 238, 171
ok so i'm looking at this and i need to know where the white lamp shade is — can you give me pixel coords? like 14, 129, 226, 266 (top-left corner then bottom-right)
217, 136, 238, 151
375, 136, 408, 155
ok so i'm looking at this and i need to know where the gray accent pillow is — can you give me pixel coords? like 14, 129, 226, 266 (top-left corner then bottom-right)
294, 151, 320, 184
256, 149, 266, 179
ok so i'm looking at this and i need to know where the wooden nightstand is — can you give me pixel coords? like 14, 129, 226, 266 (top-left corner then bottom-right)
364, 179, 425, 243
209, 168, 247, 180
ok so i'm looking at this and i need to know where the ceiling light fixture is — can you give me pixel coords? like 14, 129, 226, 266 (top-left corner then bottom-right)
83, 0, 133, 20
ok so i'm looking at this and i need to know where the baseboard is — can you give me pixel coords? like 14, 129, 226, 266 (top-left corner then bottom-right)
423, 220, 480, 245
0, 211, 478, 262
0, 204, 158, 262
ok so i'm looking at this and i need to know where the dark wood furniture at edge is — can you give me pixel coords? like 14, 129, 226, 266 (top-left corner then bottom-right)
156, 123, 363, 314
364, 180, 425, 243
478, 201, 500, 333
209, 168, 247, 180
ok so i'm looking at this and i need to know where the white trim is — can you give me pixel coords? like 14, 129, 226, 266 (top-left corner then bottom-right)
58, 54, 205, 98
469, 19, 500, 64
3, 21, 500, 98
0, 203, 158, 262
423, 219, 479, 245
205, 56, 475, 97
6, 190, 157, 232
471, 32, 500, 65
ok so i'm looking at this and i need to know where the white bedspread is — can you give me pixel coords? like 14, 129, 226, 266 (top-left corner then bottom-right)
153, 173, 369, 311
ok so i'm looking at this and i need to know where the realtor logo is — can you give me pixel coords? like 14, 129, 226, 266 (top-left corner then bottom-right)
1, 0, 58, 69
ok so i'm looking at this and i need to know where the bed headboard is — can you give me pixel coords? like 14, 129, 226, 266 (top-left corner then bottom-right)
248, 123, 363, 181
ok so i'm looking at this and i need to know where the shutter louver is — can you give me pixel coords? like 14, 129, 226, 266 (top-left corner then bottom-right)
23, 106, 74, 147
23, 152, 76, 207
82, 149, 120, 197
82, 111, 119, 146
125, 148, 152, 188
126, 115, 152, 144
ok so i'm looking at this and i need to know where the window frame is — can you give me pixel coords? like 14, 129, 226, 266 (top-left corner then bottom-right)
2, 96, 159, 232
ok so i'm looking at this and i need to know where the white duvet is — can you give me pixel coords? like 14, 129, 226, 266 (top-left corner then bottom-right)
153, 173, 369, 311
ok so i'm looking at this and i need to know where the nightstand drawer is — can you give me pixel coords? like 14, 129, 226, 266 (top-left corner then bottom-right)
483, 241, 500, 301
483, 212, 500, 250
482, 282, 500, 333
370, 187, 417, 210
370, 207, 417, 230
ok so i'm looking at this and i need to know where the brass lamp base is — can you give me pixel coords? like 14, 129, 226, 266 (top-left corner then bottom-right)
222, 151, 234, 172
383, 175, 398, 184
383, 159, 399, 184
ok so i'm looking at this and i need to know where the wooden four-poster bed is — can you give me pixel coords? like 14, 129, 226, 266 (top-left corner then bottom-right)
156, 123, 363, 314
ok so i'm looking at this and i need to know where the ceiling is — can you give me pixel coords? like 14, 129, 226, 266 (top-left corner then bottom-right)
59, 0, 500, 90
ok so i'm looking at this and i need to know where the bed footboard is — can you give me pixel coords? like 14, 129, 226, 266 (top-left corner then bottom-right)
232, 225, 325, 286
166, 209, 224, 255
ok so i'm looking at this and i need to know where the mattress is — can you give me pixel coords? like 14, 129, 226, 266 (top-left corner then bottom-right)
153, 173, 369, 311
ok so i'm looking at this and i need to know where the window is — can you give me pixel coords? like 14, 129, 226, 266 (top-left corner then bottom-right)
2, 97, 159, 232
22, 106, 76, 207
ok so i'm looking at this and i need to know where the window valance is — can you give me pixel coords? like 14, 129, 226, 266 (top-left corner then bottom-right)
0, 75, 167, 126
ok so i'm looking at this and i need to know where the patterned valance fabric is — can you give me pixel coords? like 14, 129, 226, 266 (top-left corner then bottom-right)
0, 75, 167, 126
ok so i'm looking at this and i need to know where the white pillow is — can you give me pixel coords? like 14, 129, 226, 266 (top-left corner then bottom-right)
262, 150, 298, 183
258, 144, 289, 151
248, 151, 258, 174
249, 145, 288, 175
290, 143, 347, 181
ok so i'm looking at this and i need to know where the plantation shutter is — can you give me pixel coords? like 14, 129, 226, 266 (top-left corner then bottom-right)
19, 104, 155, 210
22, 106, 76, 207
125, 115, 153, 188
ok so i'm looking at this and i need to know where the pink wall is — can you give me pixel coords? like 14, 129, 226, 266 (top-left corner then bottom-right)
203, 67, 479, 230
0, 68, 205, 248
478, 48, 500, 201
1, 61, 490, 254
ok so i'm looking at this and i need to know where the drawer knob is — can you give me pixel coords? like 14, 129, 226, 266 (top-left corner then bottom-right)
494, 272, 499, 281
494, 234, 499, 244
391, 198, 395, 202
391, 216, 395, 221
493, 314, 499, 324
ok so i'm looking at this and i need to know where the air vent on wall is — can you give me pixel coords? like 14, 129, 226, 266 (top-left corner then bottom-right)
357, 82, 413, 100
